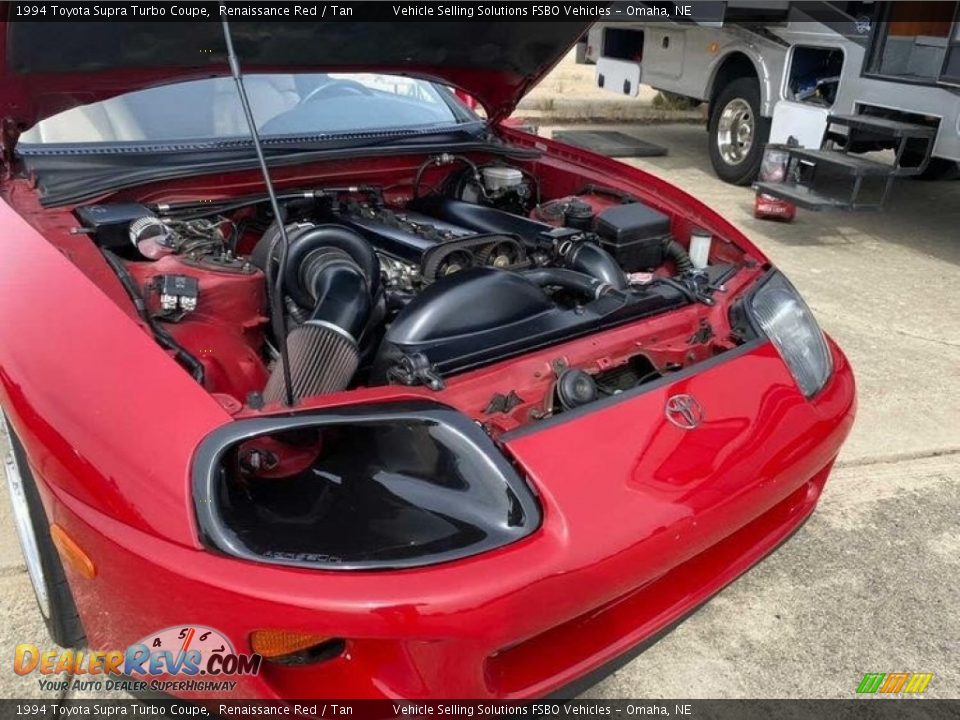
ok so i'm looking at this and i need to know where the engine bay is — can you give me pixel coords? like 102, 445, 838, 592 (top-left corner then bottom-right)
72, 153, 752, 433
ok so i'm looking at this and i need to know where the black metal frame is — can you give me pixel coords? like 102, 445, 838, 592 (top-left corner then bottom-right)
862, 0, 960, 87
192, 400, 542, 571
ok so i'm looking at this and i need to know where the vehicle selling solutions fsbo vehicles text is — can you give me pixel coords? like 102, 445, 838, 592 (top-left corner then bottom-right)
391, 4, 615, 18
388, 4, 686, 18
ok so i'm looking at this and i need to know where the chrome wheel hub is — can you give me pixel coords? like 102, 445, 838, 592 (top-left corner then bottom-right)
717, 98, 754, 166
2, 413, 50, 619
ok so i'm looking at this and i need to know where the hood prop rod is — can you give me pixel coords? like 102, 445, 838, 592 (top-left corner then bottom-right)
220, 15, 295, 407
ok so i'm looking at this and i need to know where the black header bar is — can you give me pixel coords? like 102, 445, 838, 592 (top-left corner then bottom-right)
4, 1, 797, 24
0, 699, 957, 719
8, 1, 954, 25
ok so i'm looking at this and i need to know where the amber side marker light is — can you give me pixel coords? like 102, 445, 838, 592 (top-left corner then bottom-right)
50, 524, 96, 579
250, 630, 346, 665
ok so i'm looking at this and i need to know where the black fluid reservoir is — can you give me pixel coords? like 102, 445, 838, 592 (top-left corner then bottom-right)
563, 199, 596, 231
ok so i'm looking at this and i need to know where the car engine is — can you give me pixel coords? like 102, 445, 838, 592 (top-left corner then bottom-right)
77, 156, 735, 411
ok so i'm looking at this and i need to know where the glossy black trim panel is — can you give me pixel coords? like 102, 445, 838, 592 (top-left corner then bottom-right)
192, 400, 541, 571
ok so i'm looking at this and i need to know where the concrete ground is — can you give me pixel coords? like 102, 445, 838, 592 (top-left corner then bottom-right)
1, 112, 958, 700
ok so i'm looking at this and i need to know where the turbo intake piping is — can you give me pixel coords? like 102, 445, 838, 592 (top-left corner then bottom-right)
521, 267, 620, 300
258, 225, 379, 403
557, 239, 629, 291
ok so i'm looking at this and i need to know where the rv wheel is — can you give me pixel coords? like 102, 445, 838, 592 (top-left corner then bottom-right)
709, 77, 770, 185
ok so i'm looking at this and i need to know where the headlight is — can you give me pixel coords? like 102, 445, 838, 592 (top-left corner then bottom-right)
747, 272, 833, 397
192, 401, 540, 571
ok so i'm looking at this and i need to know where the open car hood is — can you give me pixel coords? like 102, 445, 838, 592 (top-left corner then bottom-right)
0, 20, 590, 135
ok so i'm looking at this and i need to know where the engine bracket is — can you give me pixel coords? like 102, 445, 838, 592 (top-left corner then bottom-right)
386, 352, 445, 391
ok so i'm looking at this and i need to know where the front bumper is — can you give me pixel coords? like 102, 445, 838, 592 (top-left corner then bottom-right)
50, 338, 855, 700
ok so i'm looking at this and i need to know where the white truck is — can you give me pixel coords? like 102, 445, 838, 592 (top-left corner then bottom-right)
579, 1, 960, 209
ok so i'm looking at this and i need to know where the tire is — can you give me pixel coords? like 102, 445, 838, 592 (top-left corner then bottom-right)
708, 77, 771, 185
2, 412, 85, 648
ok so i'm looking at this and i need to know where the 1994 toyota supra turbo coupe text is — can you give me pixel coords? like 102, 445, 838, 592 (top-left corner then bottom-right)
0, 18, 854, 699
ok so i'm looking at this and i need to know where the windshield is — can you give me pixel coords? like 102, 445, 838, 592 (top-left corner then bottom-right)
19, 73, 472, 146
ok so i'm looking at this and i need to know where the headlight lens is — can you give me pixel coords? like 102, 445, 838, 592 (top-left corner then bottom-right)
192, 401, 540, 571
748, 272, 833, 397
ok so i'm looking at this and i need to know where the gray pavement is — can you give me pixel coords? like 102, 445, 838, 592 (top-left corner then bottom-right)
1, 122, 958, 700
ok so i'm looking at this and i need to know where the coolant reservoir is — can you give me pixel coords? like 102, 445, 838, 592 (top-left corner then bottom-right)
689, 228, 712, 270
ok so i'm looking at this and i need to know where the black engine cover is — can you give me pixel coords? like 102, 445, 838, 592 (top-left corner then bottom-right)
337, 203, 528, 280
340, 205, 476, 265
409, 196, 551, 240
374, 267, 689, 379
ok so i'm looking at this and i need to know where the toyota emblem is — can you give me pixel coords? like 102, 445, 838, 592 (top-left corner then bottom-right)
665, 394, 704, 430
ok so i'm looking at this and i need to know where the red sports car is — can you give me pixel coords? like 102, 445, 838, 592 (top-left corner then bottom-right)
1, 20, 854, 699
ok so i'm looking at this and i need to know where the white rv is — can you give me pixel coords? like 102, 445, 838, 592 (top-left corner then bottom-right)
579, 1, 960, 209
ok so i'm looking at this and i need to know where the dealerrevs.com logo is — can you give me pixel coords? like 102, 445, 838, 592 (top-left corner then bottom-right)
14, 625, 261, 694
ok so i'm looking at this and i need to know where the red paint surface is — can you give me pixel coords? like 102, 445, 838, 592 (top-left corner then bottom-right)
0, 122, 856, 698
124, 255, 270, 402
42, 341, 854, 699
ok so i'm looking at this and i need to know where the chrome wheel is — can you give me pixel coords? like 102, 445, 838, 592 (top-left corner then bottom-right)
2, 413, 50, 618
716, 97, 754, 166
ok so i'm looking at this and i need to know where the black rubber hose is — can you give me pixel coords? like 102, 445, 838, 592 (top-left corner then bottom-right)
156, 187, 382, 221
562, 241, 628, 290
521, 267, 620, 300
649, 276, 698, 304
662, 238, 694, 274
412, 159, 434, 199
100, 250, 205, 384
301, 248, 372, 341
413, 155, 481, 199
